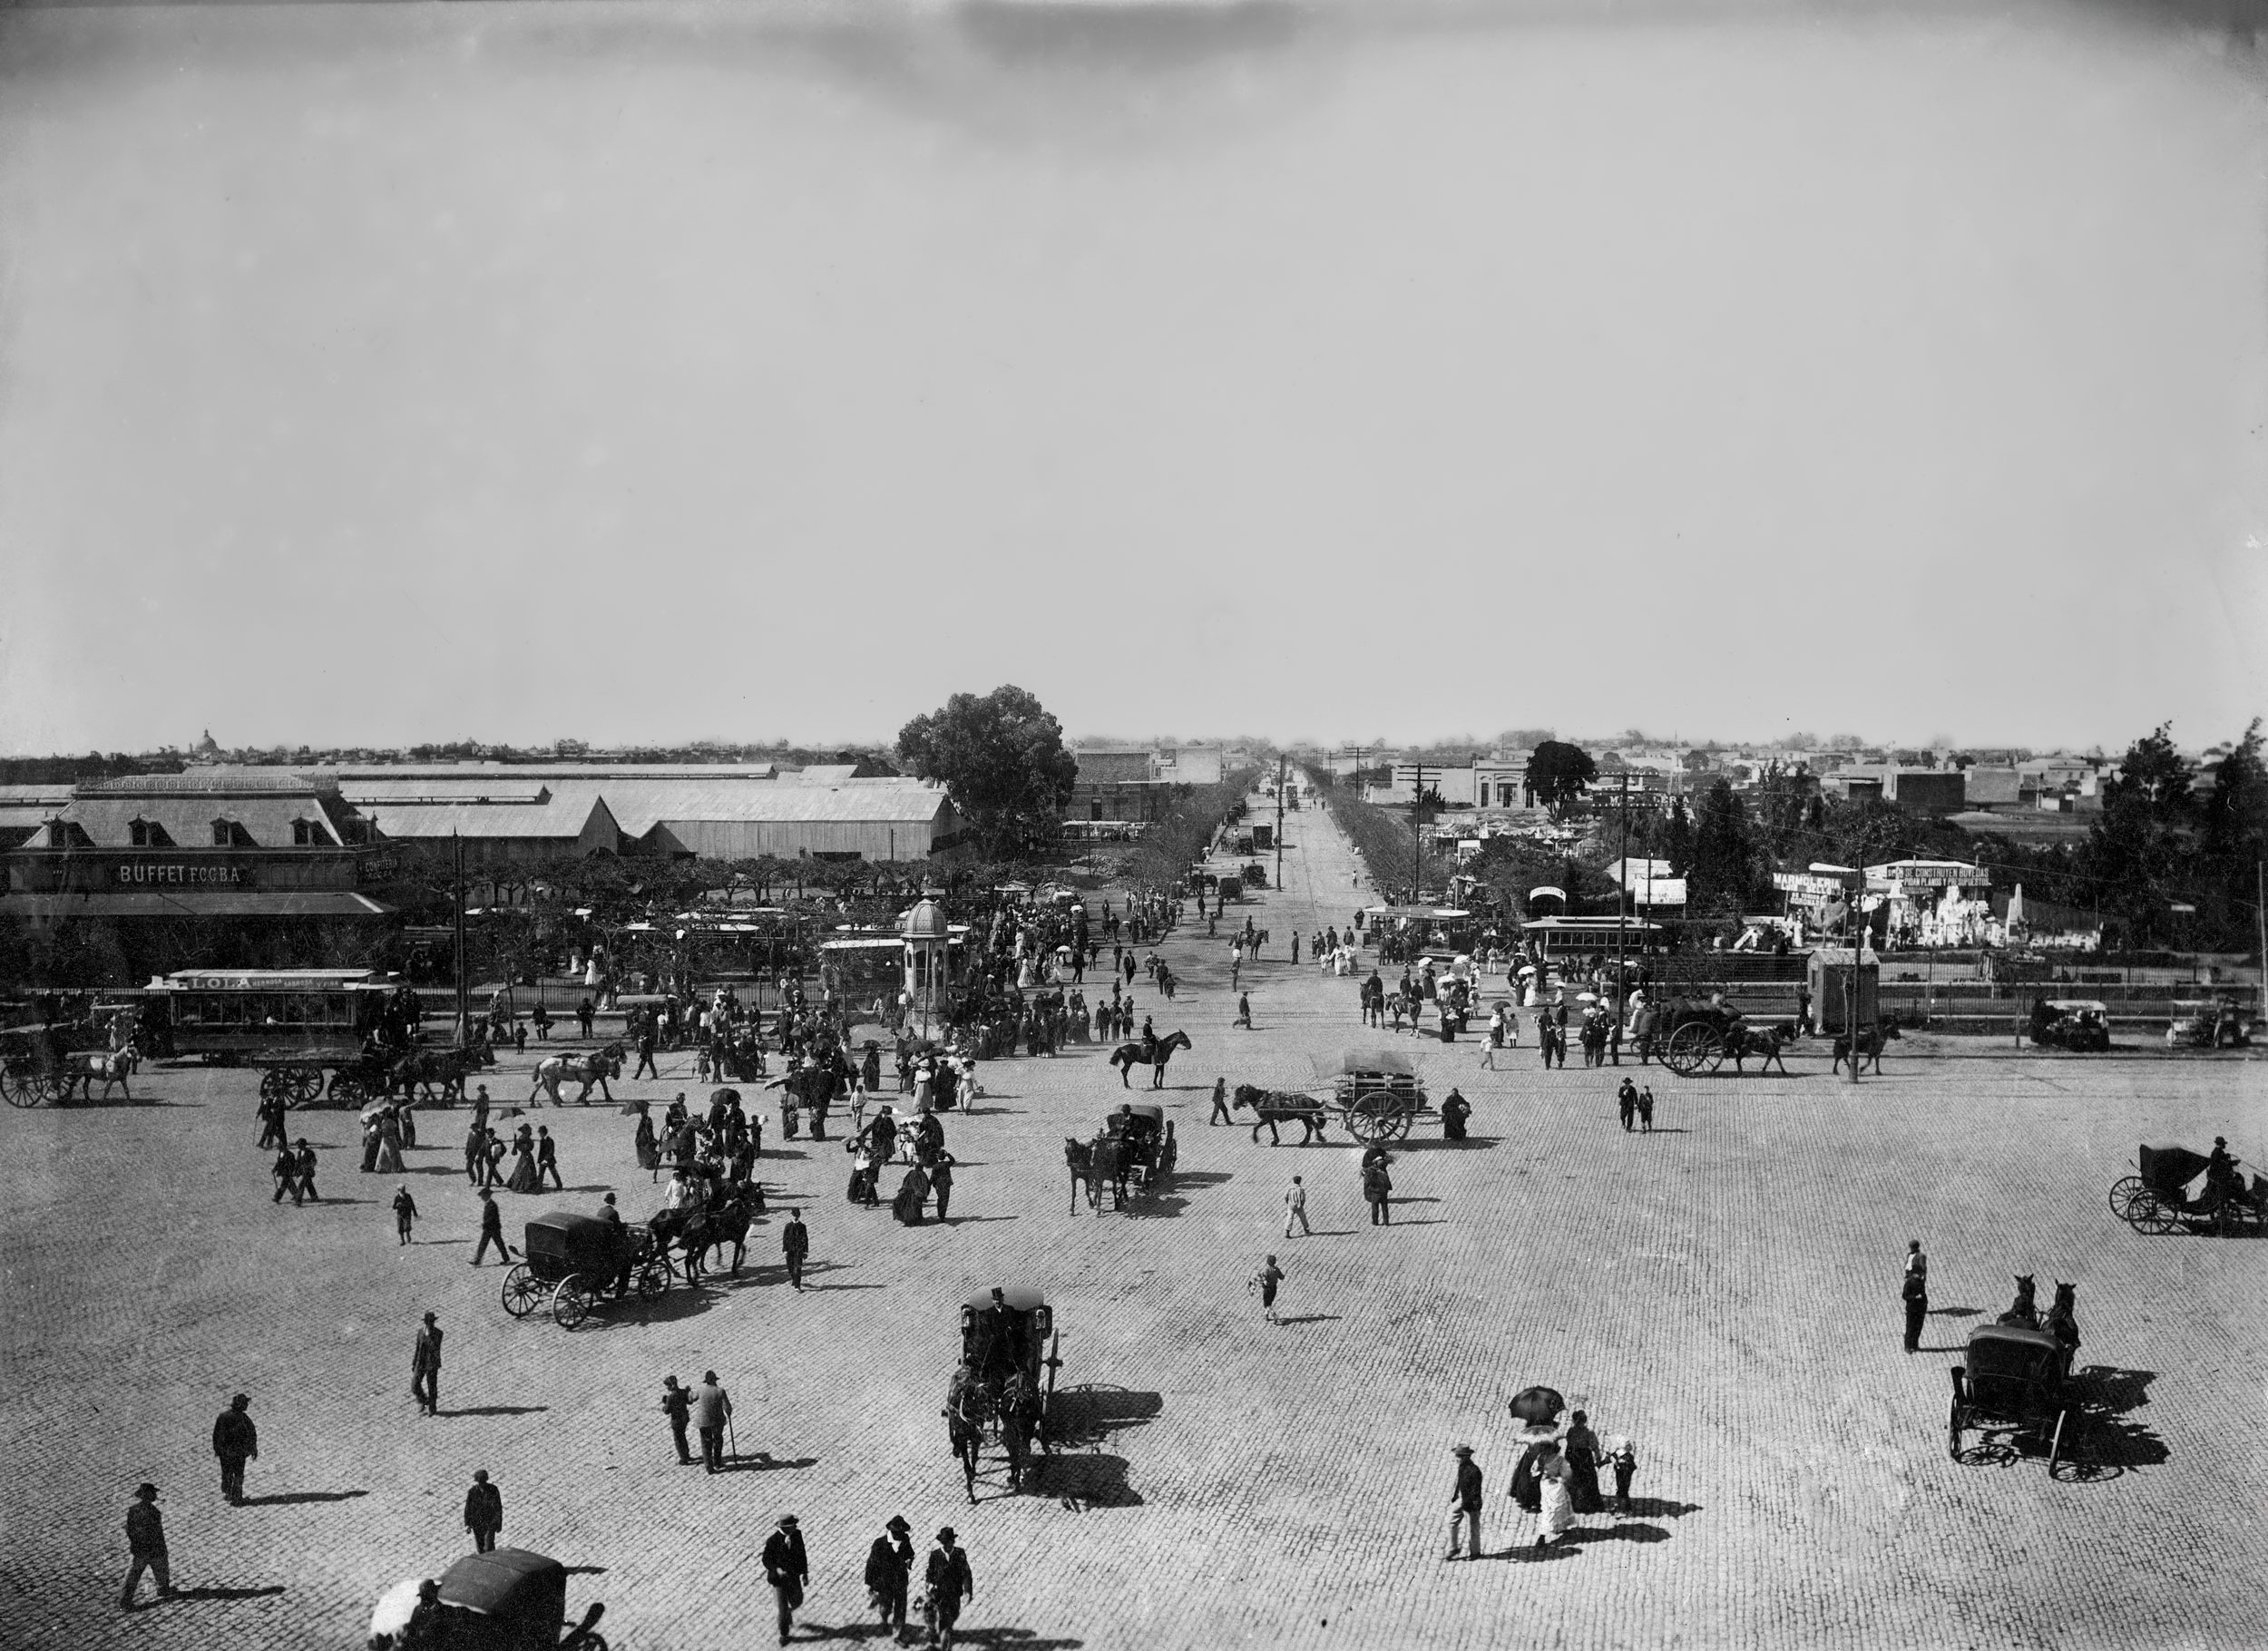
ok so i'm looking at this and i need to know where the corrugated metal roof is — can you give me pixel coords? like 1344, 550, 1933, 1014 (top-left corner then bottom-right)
0, 785, 78, 806
78, 767, 339, 796
340, 780, 552, 805
363, 798, 608, 840
47, 794, 349, 847
329, 762, 778, 781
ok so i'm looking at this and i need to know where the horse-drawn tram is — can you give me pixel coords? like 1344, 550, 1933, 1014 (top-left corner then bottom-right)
141, 968, 421, 1107
501, 1213, 671, 1330
946, 1286, 1061, 1500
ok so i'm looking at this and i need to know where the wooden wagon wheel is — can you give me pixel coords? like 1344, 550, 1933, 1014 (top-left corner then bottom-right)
500, 1265, 544, 1319
327, 1070, 371, 1109
2106, 1176, 2147, 1225
2129, 1194, 2185, 1236
552, 1275, 593, 1331
635, 1257, 671, 1300
1946, 1396, 1965, 1460
259, 1069, 288, 1105
1, 1062, 35, 1109
1346, 1091, 1399, 1142
1663, 1023, 1716, 1077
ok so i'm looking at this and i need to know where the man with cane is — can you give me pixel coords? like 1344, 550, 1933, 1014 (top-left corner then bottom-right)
692, 1371, 733, 1474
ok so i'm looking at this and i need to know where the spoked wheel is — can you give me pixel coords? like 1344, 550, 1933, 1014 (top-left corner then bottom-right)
2131, 1194, 2185, 1236
500, 1265, 544, 1319
286, 1066, 325, 1106
328, 1070, 371, 1109
552, 1275, 592, 1330
2, 1065, 36, 1109
15, 1070, 56, 1108
259, 1069, 289, 1106
635, 1258, 671, 1300
2106, 1177, 2147, 1225
1663, 1024, 1715, 1077
1347, 1092, 1398, 1142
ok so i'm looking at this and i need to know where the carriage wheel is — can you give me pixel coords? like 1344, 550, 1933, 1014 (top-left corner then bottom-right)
1663, 1024, 1714, 1077
2211, 1201, 2245, 1239
552, 1275, 592, 1330
1946, 1399, 1964, 1460
15, 1070, 56, 1108
2131, 1194, 2185, 1236
287, 1066, 325, 1105
1, 1066, 34, 1109
1347, 1093, 1397, 1142
636, 1258, 671, 1300
259, 1069, 288, 1105
500, 1265, 544, 1319
2106, 1177, 2147, 1224
327, 1070, 369, 1109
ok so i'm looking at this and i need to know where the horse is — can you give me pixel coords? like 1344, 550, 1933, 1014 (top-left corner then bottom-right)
2043, 1281, 2081, 1375
1108, 1030, 1192, 1089
530, 1044, 624, 1107
998, 1367, 1039, 1491
944, 1370, 987, 1503
1725, 1023, 1795, 1075
1831, 1023, 1898, 1074
58, 1046, 139, 1103
1232, 1084, 1328, 1146
1996, 1274, 2038, 1330
1062, 1135, 1125, 1210
686, 1184, 763, 1275
391, 1043, 495, 1104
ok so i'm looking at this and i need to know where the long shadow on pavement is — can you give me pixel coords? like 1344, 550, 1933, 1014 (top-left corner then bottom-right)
169, 1585, 288, 1601
240, 1490, 367, 1506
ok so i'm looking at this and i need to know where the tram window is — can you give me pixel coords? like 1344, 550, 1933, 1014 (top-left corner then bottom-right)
216, 994, 244, 1027
175, 994, 207, 1027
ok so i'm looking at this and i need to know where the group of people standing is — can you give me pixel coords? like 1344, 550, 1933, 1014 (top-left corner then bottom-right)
1445, 1411, 1642, 1559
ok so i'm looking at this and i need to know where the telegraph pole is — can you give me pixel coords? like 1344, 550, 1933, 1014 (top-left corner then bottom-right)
1410, 761, 1428, 904
452, 830, 469, 1047
1275, 755, 1286, 895
1616, 774, 1629, 1023
1844, 866, 1862, 1087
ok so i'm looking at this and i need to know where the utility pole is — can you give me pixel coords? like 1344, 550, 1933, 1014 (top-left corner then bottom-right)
1275, 755, 1286, 896
2257, 859, 2265, 1025
1616, 774, 1629, 1026
1844, 866, 1862, 1087
452, 830, 469, 1047
1410, 761, 1429, 904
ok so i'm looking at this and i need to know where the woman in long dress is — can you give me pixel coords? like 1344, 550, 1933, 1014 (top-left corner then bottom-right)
1532, 1441, 1577, 1548
1562, 1412, 1605, 1513
634, 1103, 660, 1182
504, 1125, 542, 1195
375, 1108, 406, 1176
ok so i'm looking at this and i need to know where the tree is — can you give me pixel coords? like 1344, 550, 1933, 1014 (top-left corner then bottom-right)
1661, 796, 1695, 874
2104, 724, 2191, 813
896, 686, 1080, 860
2200, 719, 2264, 862
1688, 779, 1761, 917
1523, 741, 1598, 816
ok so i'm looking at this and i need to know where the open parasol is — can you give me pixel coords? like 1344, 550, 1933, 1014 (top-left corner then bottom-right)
1508, 1385, 1566, 1438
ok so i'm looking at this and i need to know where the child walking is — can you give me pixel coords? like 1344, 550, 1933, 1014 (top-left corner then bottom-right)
1250, 1255, 1286, 1325
392, 1185, 418, 1246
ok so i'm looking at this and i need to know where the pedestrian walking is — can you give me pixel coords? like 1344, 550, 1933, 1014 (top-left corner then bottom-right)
463, 1470, 503, 1554
931, 1156, 954, 1223
536, 1127, 562, 1190
1439, 1088, 1471, 1141
1902, 1238, 1929, 1353
661, 1375, 694, 1464
411, 1312, 442, 1416
1283, 1177, 1311, 1238
393, 1185, 419, 1246
271, 1144, 301, 1205
1563, 1411, 1605, 1512
293, 1138, 320, 1202
1608, 1435, 1640, 1511
1530, 1439, 1577, 1548
924, 1528, 973, 1651
782, 1209, 809, 1290
865, 1515, 913, 1634
1235, 992, 1253, 1029
471, 1189, 513, 1266
118, 1483, 174, 1610
1637, 1086, 1655, 1133
1251, 1254, 1285, 1324
463, 1119, 487, 1187
762, 1514, 807, 1646
211, 1394, 257, 1504
1209, 1076, 1232, 1126
1363, 1156, 1393, 1226
1444, 1444, 1483, 1559
692, 1371, 732, 1473
1617, 1077, 1637, 1132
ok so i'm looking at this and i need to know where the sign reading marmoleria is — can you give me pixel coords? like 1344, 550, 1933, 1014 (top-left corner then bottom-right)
114, 860, 253, 886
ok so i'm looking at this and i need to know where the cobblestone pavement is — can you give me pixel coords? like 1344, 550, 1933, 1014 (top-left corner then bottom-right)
4, 796, 2263, 1651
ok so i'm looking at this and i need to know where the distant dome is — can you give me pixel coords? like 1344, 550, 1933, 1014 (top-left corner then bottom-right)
899, 898, 948, 940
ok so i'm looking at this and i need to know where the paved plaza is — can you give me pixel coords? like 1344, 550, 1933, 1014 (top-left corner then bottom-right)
3, 798, 2262, 1651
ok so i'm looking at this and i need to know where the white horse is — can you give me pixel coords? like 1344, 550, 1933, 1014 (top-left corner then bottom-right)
529, 1045, 623, 1106
61, 1047, 140, 1102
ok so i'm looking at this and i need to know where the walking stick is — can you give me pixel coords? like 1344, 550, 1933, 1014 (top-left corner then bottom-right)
728, 1413, 738, 1463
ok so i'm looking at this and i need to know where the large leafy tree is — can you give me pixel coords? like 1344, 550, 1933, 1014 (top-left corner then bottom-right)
896, 686, 1080, 860
1687, 779, 1762, 917
1523, 740, 1598, 816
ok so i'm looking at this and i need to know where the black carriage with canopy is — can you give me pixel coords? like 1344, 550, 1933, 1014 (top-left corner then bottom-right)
2107, 1142, 2264, 1237
500, 1212, 670, 1330
1104, 1101, 1178, 1190
433, 1548, 607, 1651
1948, 1322, 2080, 1472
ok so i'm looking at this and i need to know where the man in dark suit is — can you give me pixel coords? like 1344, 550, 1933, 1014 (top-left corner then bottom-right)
924, 1527, 973, 1651
660, 1375, 694, 1464
211, 1394, 257, 1503
762, 1514, 807, 1646
864, 1515, 911, 1634
463, 1470, 503, 1553
411, 1313, 442, 1415
781, 1210, 809, 1291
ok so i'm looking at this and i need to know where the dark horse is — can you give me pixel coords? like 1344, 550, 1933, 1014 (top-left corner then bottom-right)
1062, 1135, 1125, 1212
389, 1042, 496, 1104
1109, 1030, 1192, 1089
1996, 1274, 2038, 1330
650, 1183, 763, 1280
1232, 1084, 1328, 1145
2043, 1281, 2082, 1373
1831, 1022, 1899, 1074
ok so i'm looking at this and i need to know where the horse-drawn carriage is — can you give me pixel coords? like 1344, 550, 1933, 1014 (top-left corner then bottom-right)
500, 1213, 671, 1330
1315, 1049, 1431, 1142
368, 1548, 608, 1651
946, 1286, 1061, 1500
1645, 997, 1793, 1076
1948, 1318, 2082, 1473
1064, 1104, 1177, 1211
2107, 1142, 2265, 1237
2028, 999, 2111, 1052
2165, 999, 2252, 1050
2, 1021, 110, 1107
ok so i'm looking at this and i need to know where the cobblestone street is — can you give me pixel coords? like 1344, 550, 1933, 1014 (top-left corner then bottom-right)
4, 796, 2262, 1651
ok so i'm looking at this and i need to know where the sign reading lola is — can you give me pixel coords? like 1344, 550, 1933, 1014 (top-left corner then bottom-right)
115, 861, 254, 886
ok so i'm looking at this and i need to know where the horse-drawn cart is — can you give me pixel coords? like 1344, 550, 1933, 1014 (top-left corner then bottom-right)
369, 1548, 608, 1651
501, 1213, 670, 1330
2107, 1142, 2264, 1237
1, 1021, 96, 1108
947, 1286, 1061, 1500
1311, 1050, 1431, 1142
1647, 998, 1792, 1076
1948, 1321, 2080, 1472
1110, 1102, 1177, 1189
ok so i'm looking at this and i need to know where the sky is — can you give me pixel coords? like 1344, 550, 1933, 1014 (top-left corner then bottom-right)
0, 0, 2262, 757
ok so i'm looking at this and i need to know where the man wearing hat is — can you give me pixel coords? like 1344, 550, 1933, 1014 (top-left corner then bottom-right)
660, 1375, 694, 1465
924, 1527, 973, 1651
1444, 1444, 1483, 1559
864, 1515, 913, 1633
463, 1470, 503, 1554
761, 1513, 808, 1646
119, 1483, 173, 1609
211, 1393, 258, 1504
411, 1313, 443, 1416
692, 1372, 732, 1473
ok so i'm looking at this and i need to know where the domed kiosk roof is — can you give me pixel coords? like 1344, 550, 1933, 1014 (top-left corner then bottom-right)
899, 898, 949, 940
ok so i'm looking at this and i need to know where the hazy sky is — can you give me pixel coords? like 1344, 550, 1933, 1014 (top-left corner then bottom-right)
0, 0, 2261, 755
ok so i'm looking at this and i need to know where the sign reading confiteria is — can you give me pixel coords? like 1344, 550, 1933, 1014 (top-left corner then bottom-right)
114, 861, 253, 886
